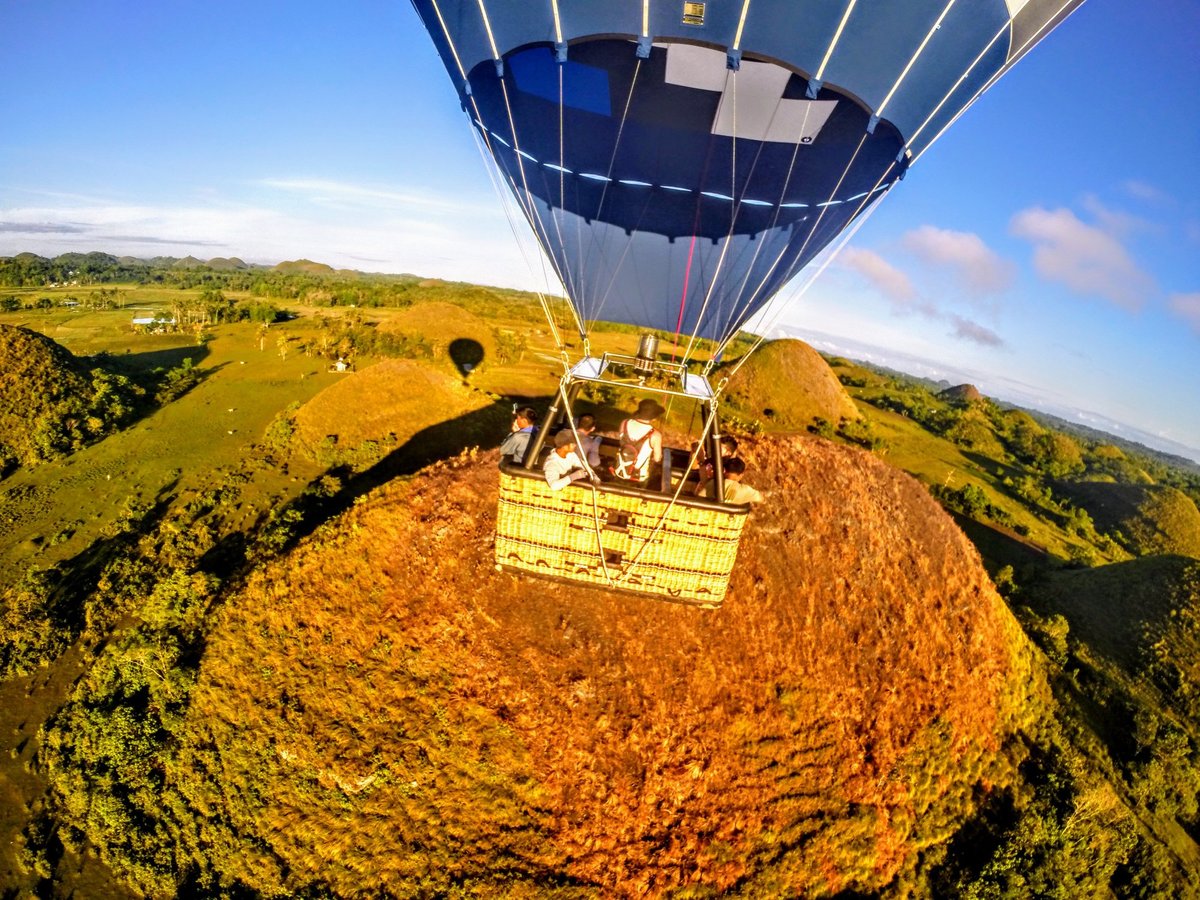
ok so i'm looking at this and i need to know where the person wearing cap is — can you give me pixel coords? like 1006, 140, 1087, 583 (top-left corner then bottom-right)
544, 430, 593, 490
499, 406, 538, 465
693, 434, 739, 496
614, 398, 664, 482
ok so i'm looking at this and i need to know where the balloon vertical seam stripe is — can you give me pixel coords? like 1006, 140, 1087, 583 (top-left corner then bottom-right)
876, 0, 961, 120
901, 19, 1009, 164
816, 0, 859, 83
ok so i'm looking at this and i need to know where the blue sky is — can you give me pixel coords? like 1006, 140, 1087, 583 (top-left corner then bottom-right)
2, 1, 1198, 460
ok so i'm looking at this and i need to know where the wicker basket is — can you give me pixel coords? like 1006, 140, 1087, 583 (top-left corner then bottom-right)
495, 467, 748, 607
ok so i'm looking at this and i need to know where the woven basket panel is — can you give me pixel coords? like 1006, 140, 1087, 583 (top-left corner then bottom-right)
495, 472, 747, 606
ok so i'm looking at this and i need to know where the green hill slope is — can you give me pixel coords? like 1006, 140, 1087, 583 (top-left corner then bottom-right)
0, 325, 92, 470
1059, 481, 1200, 558
721, 339, 860, 429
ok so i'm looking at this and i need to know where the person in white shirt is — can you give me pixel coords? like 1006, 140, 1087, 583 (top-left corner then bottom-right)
544, 430, 592, 490
614, 398, 664, 482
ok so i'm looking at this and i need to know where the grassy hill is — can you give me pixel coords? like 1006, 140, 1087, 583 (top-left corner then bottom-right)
1056, 481, 1200, 558
376, 301, 498, 376
274, 259, 337, 275
1031, 555, 1200, 673
720, 339, 859, 429
290, 358, 496, 464
1, 273, 1197, 897
939, 383, 984, 404
0, 325, 128, 472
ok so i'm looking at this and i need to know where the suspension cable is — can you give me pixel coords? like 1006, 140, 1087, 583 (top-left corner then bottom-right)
718, 184, 893, 387
611, 409, 720, 587
678, 66, 741, 366
706, 84, 821, 358
579, 57, 644, 334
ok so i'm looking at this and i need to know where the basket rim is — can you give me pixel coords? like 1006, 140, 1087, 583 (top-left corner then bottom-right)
499, 460, 752, 516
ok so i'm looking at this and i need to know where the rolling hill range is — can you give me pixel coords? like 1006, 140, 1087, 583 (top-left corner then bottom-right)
47, 436, 1043, 897
2, 275, 1198, 897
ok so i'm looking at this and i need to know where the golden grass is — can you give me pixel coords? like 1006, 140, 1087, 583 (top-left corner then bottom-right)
291, 358, 492, 457
376, 301, 496, 357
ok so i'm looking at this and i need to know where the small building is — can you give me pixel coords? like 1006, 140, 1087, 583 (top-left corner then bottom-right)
131, 315, 177, 334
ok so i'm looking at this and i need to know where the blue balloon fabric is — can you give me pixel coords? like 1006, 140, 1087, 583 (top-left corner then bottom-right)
411, 0, 1084, 344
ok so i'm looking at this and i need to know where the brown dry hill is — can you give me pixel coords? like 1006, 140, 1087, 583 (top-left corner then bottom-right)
939, 384, 983, 405
0, 325, 90, 467
721, 339, 860, 428
378, 301, 497, 373
160, 434, 1040, 897
291, 358, 493, 455
274, 259, 336, 275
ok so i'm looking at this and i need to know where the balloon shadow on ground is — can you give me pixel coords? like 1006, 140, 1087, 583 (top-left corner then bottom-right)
449, 338, 484, 377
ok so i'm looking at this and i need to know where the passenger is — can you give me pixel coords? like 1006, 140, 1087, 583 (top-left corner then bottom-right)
613, 398, 664, 483
693, 435, 739, 495
544, 430, 593, 490
703, 457, 764, 505
574, 413, 603, 468
499, 406, 538, 465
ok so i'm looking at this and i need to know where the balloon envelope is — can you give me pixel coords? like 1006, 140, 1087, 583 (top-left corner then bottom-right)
412, 0, 1084, 343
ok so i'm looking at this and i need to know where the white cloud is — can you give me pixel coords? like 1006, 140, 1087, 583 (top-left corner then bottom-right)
257, 178, 494, 216
0, 196, 540, 290
1009, 205, 1155, 311
1122, 179, 1171, 205
902, 224, 1014, 295
1080, 193, 1155, 238
1168, 292, 1200, 337
837, 246, 915, 305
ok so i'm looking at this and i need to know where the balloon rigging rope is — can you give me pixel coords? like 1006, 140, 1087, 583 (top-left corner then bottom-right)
711, 145, 901, 364
430, 1, 582, 355
552, 376, 617, 586
721, 183, 892, 384
693, 74, 821, 363
579, 57, 644, 336
678, 67, 740, 368
611, 412, 719, 586
497, 75, 587, 350
467, 122, 570, 353
547, 61, 583, 328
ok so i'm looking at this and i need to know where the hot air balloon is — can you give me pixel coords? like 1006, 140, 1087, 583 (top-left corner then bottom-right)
410, 0, 1086, 606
